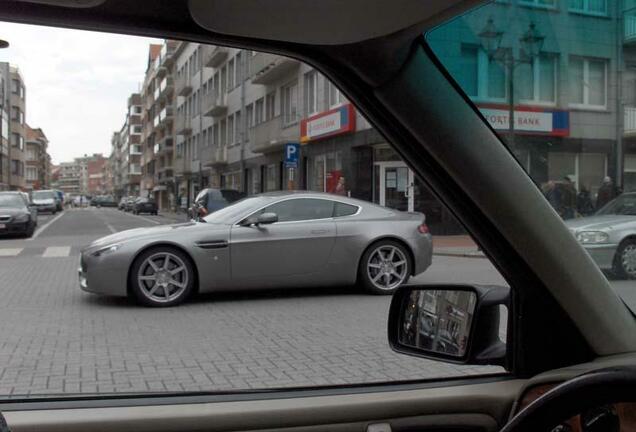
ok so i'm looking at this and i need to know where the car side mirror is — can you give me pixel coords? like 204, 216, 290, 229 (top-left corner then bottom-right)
256, 212, 278, 225
388, 284, 510, 367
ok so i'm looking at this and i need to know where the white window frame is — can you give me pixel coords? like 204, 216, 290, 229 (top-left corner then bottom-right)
518, 54, 558, 106
327, 81, 346, 108
304, 71, 319, 115
568, 0, 607, 16
519, 0, 558, 10
282, 81, 299, 126
568, 57, 608, 111
461, 45, 508, 103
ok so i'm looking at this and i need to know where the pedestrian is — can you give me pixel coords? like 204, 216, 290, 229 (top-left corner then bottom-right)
577, 186, 595, 216
561, 175, 578, 220
334, 176, 347, 196
596, 176, 617, 210
543, 180, 561, 213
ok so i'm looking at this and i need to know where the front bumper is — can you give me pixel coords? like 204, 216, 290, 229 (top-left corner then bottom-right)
78, 249, 129, 297
0, 221, 29, 235
35, 204, 56, 213
581, 243, 618, 270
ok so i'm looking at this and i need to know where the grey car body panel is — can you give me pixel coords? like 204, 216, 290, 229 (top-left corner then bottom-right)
565, 214, 636, 270
80, 192, 433, 297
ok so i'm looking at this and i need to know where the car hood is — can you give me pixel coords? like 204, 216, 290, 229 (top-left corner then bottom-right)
87, 221, 227, 249
564, 215, 636, 231
33, 198, 55, 204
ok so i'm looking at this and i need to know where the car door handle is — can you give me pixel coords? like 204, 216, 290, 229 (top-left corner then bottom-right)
310, 229, 330, 234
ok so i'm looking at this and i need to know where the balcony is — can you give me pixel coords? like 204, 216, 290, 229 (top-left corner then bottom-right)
250, 52, 300, 85
176, 73, 193, 96
201, 145, 228, 167
625, 106, 636, 136
158, 106, 174, 126
250, 116, 300, 154
626, 14, 636, 43
160, 43, 176, 66
157, 76, 174, 102
174, 156, 192, 176
202, 91, 228, 117
175, 113, 192, 135
155, 136, 174, 155
204, 45, 229, 68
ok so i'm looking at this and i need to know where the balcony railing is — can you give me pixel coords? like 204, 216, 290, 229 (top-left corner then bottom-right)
204, 46, 229, 68
626, 14, 636, 43
201, 145, 228, 167
202, 91, 228, 117
625, 106, 636, 136
175, 113, 192, 135
250, 52, 300, 85
176, 73, 193, 96
249, 115, 300, 154
159, 106, 174, 125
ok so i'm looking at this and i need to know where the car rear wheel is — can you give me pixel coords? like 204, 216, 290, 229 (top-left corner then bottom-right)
358, 240, 411, 295
130, 247, 195, 307
614, 239, 636, 279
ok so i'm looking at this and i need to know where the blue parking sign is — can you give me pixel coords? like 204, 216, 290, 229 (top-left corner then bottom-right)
284, 143, 300, 168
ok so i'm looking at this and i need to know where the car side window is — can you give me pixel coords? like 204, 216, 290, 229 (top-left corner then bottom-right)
334, 202, 358, 217
262, 198, 335, 222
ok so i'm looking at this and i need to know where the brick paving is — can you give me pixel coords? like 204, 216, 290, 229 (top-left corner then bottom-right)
0, 209, 502, 397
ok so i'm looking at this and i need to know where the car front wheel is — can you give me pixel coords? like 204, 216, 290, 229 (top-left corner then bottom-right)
614, 239, 636, 279
130, 247, 195, 307
358, 240, 411, 295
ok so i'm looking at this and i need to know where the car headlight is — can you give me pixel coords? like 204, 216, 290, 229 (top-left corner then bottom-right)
576, 231, 609, 244
13, 213, 30, 222
91, 243, 122, 257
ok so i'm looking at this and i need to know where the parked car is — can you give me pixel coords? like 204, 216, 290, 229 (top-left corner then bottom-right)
123, 196, 137, 212
79, 192, 433, 307
132, 197, 158, 215
118, 197, 127, 210
0, 191, 37, 237
31, 190, 58, 214
565, 192, 636, 279
189, 188, 246, 220
91, 195, 117, 207
53, 190, 64, 211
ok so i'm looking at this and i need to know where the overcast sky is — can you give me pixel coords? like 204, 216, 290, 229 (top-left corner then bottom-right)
0, 23, 162, 164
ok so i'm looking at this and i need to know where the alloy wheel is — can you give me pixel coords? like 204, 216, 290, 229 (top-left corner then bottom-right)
137, 252, 189, 303
366, 245, 408, 291
621, 244, 636, 278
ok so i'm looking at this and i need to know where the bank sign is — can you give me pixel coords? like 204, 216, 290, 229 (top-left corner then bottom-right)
478, 105, 569, 137
300, 104, 356, 143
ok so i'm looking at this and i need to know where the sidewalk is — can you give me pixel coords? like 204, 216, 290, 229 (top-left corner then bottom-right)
432, 235, 485, 259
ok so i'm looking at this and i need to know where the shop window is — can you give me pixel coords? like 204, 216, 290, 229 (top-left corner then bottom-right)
265, 164, 279, 191
624, 156, 636, 193
308, 151, 343, 193
569, 57, 607, 109
547, 152, 606, 196
518, 54, 557, 104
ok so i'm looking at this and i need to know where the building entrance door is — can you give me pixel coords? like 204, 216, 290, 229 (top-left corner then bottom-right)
375, 161, 414, 212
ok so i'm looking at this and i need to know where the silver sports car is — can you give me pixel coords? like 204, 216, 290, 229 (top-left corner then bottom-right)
79, 192, 433, 307
565, 192, 636, 278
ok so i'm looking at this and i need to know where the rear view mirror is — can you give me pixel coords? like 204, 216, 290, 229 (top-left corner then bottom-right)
257, 212, 278, 225
388, 285, 510, 367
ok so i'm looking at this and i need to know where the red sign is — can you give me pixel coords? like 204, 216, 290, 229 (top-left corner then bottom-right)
300, 104, 356, 143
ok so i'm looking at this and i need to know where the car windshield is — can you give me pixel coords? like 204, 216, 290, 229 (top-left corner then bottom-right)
0, 195, 24, 207
597, 195, 636, 216
32, 191, 54, 199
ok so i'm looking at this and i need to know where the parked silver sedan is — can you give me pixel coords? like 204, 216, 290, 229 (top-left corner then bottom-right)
79, 192, 433, 307
565, 192, 636, 278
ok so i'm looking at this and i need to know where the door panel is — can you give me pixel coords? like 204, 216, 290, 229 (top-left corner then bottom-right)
2, 379, 523, 432
230, 220, 337, 279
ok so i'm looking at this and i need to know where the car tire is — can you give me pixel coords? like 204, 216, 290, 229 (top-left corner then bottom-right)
614, 238, 636, 280
129, 246, 195, 307
358, 239, 411, 295
24, 221, 35, 238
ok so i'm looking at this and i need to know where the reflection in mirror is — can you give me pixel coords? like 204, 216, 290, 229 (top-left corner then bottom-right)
400, 289, 476, 358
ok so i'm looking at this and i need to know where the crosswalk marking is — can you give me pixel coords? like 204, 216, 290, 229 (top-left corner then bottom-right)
0, 248, 23, 257
42, 246, 71, 258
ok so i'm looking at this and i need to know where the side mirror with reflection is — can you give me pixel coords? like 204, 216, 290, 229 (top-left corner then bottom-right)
388, 284, 510, 367
242, 212, 279, 226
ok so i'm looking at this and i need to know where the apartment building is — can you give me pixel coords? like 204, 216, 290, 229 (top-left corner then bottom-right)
57, 154, 106, 196
139, 41, 177, 210
6, 65, 26, 190
116, 93, 143, 196
57, 161, 81, 195
87, 157, 106, 195
25, 124, 51, 190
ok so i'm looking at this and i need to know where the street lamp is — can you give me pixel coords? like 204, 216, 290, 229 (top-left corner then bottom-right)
478, 18, 544, 150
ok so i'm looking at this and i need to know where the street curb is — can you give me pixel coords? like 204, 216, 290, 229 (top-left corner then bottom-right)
433, 252, 486, 259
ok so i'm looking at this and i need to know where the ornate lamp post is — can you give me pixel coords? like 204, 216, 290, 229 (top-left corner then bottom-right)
478, 18, 544, 150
